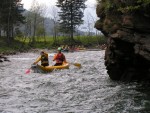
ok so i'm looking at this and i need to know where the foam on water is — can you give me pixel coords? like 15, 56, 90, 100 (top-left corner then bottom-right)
0, 51, 150, 113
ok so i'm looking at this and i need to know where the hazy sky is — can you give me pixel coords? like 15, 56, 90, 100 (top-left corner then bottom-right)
21, 0, 98, 32
21, 0, 97, 10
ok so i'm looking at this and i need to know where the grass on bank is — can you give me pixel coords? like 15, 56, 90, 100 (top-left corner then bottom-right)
0, 37, 31, 54
16, 35, 106, 47
0, 35, 106, 54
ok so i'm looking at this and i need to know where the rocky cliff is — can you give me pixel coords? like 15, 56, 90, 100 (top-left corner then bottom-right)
95, 0, 150, 81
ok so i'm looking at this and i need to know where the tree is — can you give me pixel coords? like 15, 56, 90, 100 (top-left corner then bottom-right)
0, 0, 25, 44
29, 0, 40, 44
50, 6, 59, 45
24, 12, 32, 39
39, 4, 47, 44
56, 0, 87, 43
29, 0, 47, 44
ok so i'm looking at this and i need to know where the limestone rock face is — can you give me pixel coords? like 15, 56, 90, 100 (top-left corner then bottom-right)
95, 0, 150, 81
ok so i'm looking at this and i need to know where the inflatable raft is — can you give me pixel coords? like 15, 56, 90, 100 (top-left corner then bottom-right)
31, 62, 69, 73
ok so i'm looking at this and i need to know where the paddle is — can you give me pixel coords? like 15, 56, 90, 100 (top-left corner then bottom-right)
25, 68, 31, 74
49, 53, 81, 68
25, 55, 41, 74
25, 52, 47, 74
69, 62, 81, 68
25, 58, 37, 74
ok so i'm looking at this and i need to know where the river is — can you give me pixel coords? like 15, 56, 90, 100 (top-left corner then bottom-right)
0, 50, 150, 113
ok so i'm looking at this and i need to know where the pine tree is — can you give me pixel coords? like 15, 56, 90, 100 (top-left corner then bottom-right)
56, 0, 86, 42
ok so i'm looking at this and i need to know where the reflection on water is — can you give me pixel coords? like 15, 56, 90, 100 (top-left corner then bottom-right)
0, 51, 150, 113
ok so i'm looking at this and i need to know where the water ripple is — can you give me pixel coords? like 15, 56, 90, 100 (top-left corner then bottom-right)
0, 51, 150, 113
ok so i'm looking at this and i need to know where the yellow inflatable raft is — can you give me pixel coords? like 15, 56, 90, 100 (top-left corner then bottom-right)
31, 62, 69, 73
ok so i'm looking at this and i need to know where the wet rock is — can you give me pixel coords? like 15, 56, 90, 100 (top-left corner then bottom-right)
0, 55, 10, 63
95, 0, 150, 82
4, 58, 10, 62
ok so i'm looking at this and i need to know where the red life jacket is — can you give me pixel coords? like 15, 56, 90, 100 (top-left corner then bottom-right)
55, 53, 65, 63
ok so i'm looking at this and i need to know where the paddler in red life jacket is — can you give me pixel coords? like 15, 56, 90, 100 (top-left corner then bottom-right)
53, 47, 67, 66
33, 51, 49, 67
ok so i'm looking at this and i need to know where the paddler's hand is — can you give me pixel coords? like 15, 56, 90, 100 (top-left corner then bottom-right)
33, 62, 36, 65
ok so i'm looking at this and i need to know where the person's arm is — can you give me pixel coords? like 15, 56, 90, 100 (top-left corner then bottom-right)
63, 54, 67, 63
53, 54, 57, 61
33, 56, 41, 64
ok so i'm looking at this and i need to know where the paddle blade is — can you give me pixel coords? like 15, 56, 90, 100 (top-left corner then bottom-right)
25, 69, 30, 74
73, 63, 81, 68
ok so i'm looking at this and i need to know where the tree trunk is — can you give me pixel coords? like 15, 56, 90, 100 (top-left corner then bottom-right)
32, 13, 37, 44
0, 28, 1, 37
11, 26, 13, 40
70, 2, 74, 44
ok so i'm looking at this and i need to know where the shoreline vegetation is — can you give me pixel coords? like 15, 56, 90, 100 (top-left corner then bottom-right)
0, 35, 107, 55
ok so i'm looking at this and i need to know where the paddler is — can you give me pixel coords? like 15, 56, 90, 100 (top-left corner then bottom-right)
53, 47, 67, 66
33, 51, 49, 67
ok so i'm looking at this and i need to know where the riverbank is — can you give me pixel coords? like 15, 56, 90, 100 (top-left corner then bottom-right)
0, 41, 106, 56
0, 36, 106, 63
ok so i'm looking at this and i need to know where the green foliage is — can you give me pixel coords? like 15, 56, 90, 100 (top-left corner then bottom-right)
137, 0, 150, 5
104, 1, 114, 13
0, 37, 29, 54
56, 0, 87, 39
74, 36, 106, 47
36, 26, 46, 37
23, 2, 47, 44
118, 5, 141, 13
98, 0, 150, 14
0, 0, 25, 44
0, 35, 106, 54
118, 0, 150, 13
15, 28, 24, 38
0, 0, 25, 25
15, 35, 106, 48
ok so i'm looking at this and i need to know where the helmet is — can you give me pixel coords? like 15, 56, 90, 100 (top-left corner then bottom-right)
40, 51, 44, 55
57, 47, 62, 51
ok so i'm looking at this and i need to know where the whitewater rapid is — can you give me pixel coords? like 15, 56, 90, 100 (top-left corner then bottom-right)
0, 50, 149, 113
